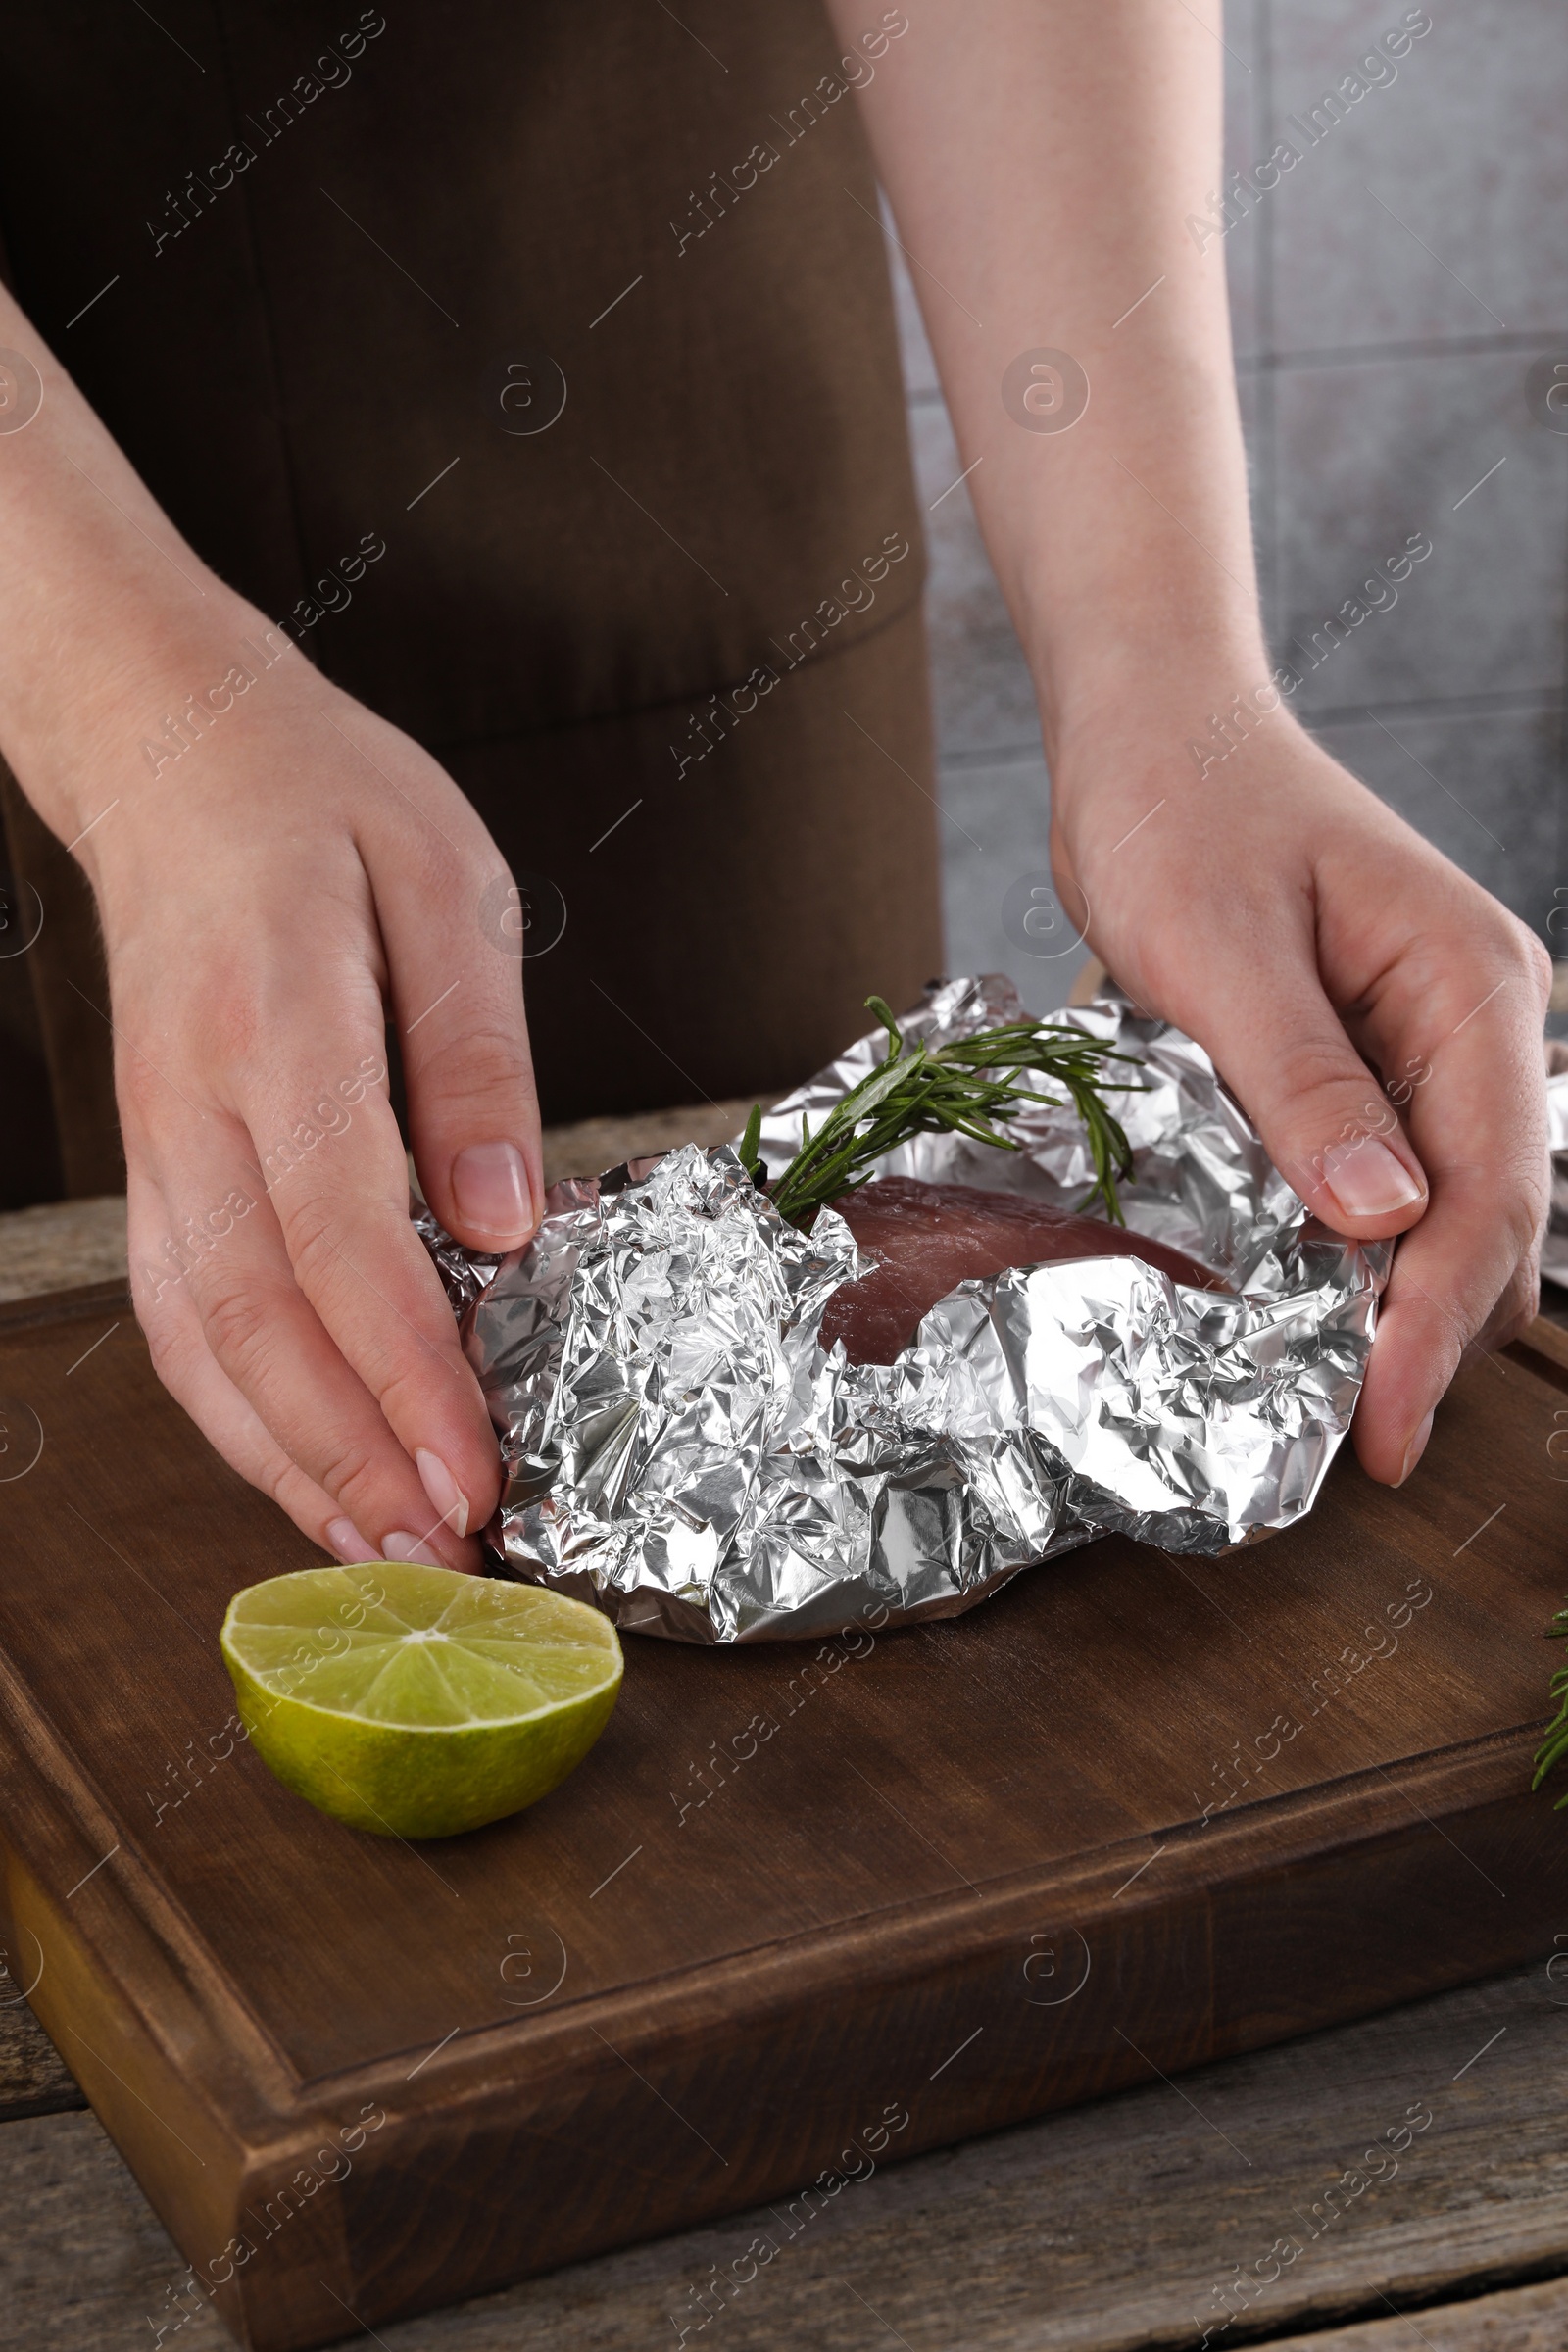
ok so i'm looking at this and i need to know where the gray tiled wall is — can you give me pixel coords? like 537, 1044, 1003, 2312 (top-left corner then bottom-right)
896, 0, 1568, 1008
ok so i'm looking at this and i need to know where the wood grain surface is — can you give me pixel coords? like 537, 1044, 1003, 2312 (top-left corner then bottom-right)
0, 1994, 82, 2122
1263, 2279, 1568, 2352
6, 1962, 1568, 2351
0, 1196, 125, 1305
2, 1282, 1567, 2349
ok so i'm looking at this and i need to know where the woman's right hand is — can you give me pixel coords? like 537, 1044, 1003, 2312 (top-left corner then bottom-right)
0, 288, 543, 1567
68, 615, 543, 1569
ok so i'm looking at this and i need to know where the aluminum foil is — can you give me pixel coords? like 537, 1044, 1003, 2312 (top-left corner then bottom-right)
418, 978, 1388, 1643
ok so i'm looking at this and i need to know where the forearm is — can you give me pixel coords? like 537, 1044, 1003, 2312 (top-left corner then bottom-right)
0, 282, 258, 847
830, 0, 1264, 765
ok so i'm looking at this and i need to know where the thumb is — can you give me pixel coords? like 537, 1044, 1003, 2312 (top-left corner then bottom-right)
1184, 949, 1428, 1240
382, 870, 544, 1252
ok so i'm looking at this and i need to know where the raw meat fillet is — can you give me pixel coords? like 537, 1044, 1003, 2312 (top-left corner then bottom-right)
818, 1175, 1226, 1366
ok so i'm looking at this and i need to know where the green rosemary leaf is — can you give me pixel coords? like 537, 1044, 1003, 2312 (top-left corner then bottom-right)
738, 1102, 764, 1184
865, 995, 903, 1055
747, 995, 1143, 1232
1534, 1602, 1568, 1801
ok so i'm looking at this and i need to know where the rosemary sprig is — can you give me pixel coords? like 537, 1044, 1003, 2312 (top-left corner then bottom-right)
1532, 1600, 1568, 1805
740, 996, 1142, 1231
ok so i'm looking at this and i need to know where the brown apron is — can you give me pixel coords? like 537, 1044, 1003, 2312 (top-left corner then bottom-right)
0, 0, 940, 1197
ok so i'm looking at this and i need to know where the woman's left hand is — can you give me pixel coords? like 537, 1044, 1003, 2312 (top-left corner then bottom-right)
1049, 706, 1552, 1486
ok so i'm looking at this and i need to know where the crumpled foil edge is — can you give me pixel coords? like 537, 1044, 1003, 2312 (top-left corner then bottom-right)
417, 978, 1389, 1643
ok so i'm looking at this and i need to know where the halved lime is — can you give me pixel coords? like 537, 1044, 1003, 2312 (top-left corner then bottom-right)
220, 1563, 622, 1839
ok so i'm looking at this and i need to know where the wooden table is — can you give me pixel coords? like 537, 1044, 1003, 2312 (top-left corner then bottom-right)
5, 1145, 1568, 2352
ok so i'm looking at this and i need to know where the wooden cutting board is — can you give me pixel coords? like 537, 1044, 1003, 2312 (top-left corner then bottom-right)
3, 1280, 1567, 2351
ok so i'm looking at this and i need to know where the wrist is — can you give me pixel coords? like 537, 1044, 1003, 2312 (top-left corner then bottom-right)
9, 588, 303, 850
1041, 624, 1279, 812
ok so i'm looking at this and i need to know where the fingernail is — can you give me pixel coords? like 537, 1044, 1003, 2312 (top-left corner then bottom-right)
1397, 1408, 1435, 1488
451, 1140, 533, 1242
383, 1532, 443, 1568
416, 1448, 469, 1539
1322, 1136, 1425, 1222
326, 1516, 376, 1563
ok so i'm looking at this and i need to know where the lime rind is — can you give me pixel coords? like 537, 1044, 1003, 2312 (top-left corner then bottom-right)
220, 1563, 622, 1838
